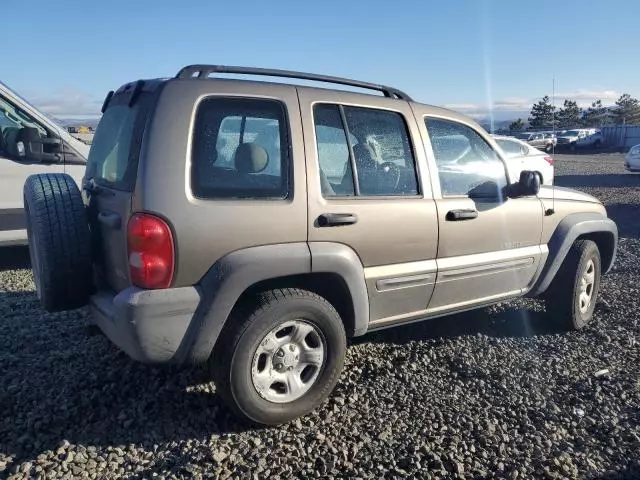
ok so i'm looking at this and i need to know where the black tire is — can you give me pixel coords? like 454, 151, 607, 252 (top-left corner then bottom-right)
211, 288, 347, 426
545, 143, 553, 153
23, 173, 93, 312
542, 239, 601, 330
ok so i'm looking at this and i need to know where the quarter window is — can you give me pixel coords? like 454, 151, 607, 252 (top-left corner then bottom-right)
191, 97, 290, 199
425, 118, 508, 198
313, 104, 419, 197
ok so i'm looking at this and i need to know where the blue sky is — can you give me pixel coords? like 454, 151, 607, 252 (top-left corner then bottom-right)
4, 0, 640, 120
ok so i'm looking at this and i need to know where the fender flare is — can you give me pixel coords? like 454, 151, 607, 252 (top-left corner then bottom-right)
177, 242, 370, 363
528, 212, 618, 297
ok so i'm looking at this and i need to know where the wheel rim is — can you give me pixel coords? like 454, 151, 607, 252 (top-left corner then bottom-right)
579, 259, 596, 313
251, 319, 326, 404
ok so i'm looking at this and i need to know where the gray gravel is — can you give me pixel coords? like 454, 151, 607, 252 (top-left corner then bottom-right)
1, 153, 639, 479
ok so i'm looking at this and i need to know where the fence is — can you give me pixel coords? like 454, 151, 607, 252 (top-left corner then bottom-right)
599, 125, 640, 149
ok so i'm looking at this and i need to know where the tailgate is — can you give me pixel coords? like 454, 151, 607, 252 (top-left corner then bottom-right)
84, 82, 153, 292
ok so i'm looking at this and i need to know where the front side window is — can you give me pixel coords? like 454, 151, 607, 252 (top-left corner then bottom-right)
191, 97, 290, 199
425, 117, 508, 198
0, 95, 50, 160
313, 103, 419, 197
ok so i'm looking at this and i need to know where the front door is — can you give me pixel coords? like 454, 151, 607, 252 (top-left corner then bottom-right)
298, 89, 439, 325
413, 112, 546, 313
0, 94, 65, 245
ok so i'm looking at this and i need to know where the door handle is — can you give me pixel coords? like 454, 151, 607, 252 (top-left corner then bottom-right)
318, 213, 358, 227
97, 211, 122, 229
446, 209, 478, 221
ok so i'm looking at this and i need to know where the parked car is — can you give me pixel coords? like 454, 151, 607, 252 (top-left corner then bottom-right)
513, 131, 555, 152
0, 81, 89, 246
556, 128, 603, 150
23, 65, 618, 426
625, 144, 640, 172
492, 135, 554, 185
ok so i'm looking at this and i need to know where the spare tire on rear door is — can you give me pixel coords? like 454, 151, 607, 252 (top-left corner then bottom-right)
23, 173, 93, 312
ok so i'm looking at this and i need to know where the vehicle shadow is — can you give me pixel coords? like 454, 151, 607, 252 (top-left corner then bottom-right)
555, 173, 640, 189
352, 302, 566, 347
605, 204, 640, 239
0, 290, 257, 468
590, 462, 640, 479
0, 245, 31, 271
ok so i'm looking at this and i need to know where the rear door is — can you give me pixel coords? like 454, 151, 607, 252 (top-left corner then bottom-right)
299, 89, 439, 326
84, 85, 152, 291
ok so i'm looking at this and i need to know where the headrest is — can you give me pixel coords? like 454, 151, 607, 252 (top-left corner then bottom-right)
234, 142, 269, 174
18, 127, 42, 142
352, 143, 378, 169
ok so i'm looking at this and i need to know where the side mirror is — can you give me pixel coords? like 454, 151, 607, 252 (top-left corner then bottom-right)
509, 170, 540, 198
19, 128, 63, 163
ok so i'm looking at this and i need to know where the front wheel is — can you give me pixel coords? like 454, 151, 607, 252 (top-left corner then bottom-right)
211, 288, 347, 425
543, 239, 601, 330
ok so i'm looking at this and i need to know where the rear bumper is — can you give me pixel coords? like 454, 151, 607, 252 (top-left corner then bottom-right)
89, 286, 201, 364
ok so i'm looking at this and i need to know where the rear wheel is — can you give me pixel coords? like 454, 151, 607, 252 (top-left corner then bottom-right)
23, 173, 93, 312
543, 239, 601, 330
211, 288, 346, 425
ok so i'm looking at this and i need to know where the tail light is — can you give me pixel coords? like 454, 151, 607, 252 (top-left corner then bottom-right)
544, 155, 554, 166
127, 213, 175, 289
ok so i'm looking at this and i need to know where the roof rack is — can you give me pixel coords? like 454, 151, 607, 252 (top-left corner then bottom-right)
175, 64, 413, 101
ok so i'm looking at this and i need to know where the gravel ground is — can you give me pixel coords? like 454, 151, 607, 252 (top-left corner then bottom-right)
1, 153, 639, 479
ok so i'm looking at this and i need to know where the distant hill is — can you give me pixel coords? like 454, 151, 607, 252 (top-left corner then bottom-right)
52, 117, 101, 129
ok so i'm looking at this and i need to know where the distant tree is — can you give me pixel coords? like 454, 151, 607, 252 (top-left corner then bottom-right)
582, 100, 609, 127
614, 93, 640, 124
528, 96, 556, 128
556, 100, 582, 128
509, 118, 525, 132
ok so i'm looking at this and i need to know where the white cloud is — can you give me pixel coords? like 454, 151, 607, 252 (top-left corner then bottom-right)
557, 89, 620, 103
444, 89, 623, 117
26, 89, 103, 118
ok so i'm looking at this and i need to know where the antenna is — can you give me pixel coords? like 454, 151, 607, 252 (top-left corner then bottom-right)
546, 77, 556, 216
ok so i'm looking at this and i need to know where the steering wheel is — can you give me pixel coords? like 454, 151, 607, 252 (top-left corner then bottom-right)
379, 161, 401, 191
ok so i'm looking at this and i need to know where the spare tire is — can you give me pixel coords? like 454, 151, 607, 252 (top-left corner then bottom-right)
23, 173, 93, 312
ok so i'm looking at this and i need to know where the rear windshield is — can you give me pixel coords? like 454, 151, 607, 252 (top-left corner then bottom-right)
85, 94, 148, 191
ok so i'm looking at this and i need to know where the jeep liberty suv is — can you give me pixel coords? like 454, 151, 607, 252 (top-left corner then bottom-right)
23, 65, 618, 426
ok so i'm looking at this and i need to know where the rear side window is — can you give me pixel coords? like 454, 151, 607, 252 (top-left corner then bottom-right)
191, 97, 290, 199
86, 101, 142, 191
313, 103, 419, 197
496, 138, 526, 157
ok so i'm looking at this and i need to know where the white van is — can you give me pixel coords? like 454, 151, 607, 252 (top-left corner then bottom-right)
0, 81, 90, 246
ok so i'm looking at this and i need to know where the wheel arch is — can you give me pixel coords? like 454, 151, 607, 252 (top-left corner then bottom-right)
179, 242, 369, 364
528, 212, 618, 297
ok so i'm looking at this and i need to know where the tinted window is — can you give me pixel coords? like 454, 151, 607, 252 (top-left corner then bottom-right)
425, 118, 508, 198
313, 104, 419, 197
191, 97, 289, 199
86, 102, 140, 189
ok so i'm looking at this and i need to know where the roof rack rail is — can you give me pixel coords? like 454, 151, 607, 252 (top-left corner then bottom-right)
174, 64, 413, 101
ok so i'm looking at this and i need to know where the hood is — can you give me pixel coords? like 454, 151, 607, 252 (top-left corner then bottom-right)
537, 185, 601, 203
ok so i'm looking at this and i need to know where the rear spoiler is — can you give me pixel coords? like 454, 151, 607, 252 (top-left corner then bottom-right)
101, 80, 145, 113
